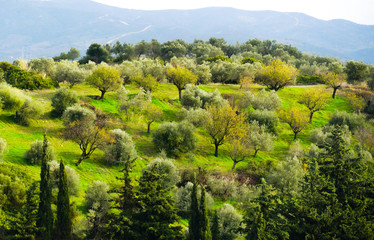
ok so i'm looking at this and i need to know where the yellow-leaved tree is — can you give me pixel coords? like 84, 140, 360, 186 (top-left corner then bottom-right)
255, 59, 298, 91
166, 67, 198, 101
299, 89, 330, 123
203, 103, 246, 157
322, 71, 347, 99
279, 106, 309, 141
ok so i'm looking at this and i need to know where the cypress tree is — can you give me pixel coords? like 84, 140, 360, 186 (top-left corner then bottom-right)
211, 210, 219, 240
37, 134, 53, 240
200, 186, 212, 240
188, 176, 201, 240
132, 170, 184, 240
56, 159, 72, 239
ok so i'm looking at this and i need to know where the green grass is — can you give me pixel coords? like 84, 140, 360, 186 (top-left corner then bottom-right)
0, 82, 356, 214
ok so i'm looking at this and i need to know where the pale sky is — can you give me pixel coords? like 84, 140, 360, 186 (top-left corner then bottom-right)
93, 0, 374, 25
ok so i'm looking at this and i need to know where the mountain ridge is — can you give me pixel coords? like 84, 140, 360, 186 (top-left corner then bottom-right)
1, 0, 374, 63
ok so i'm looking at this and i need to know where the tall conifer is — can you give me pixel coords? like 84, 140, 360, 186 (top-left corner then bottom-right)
188, 176, 201, 240
37, 134, 53, 240
56, 159, 72, 239
200, 186, 212, 240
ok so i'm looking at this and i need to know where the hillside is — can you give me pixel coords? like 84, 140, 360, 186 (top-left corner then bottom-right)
1, 0, 374, 63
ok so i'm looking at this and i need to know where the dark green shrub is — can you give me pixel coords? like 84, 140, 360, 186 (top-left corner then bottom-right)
205, 55, 232, 63
152, 121, 196, 156
296, 74, 324, 85
51, 87, 79, 117
241, 57, 263, 65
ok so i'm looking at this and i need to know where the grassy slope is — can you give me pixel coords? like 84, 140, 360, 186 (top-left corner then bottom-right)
0, 82, 352, 208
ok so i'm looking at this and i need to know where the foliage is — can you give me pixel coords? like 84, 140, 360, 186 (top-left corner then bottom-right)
181, 84, 225, 109
24, 139, 55, 165
203, 103, 246, 157
227, 126, 252, 170
37, 135, 53, 240
175, 182, 214, 218
248, 120, 276, 157
49, 160, 80, 197
166, 66, 198, 101
345, 92, 365, 113
296, 74, 323, 85
152, 121, 196, 156
215, 204, 242, 240
51, 87, 79, 117
131, 170, 184, 240
255, 59, 298, 91
310, 124, 351, 148
104, 128, 138, 166
80, 43, 110, 64
145, 156, 180, 189
241, 57, 263, 65
241, 89, 282, 111
279, 106, 309, 141
178, 108, 210, 127
56, 160, 72, 239
131, 74, 159, 92
242, 179, 290, 240
54, 60, 87, 86
84, 180, 111, 211
28, 57, 56, 78
14, 99, 43, 126
4, 65, 55, 90
344, 60, 368, 83
62, 104, 109, 166
267, 156, 305, 195
205, 55, 232, 63
0, 138, 6, 161
87, 65, 122, 99
142, 102, 163, 133
298, 88, 330, 122
322, 71, 347, 98
53, 47, 81, 61
328, 110, 366, 131
247, 109, 279, 134
0, 83, 27, 111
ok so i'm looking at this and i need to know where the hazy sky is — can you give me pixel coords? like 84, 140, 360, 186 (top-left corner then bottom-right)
93, 0, 374, 25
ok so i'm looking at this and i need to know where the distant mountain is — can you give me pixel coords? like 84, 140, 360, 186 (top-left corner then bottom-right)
1, 0, 374, 63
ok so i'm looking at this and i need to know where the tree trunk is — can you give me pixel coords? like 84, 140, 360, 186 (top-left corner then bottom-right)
293, 131, 298, 141
232, 161, 238, 171
332, 88, 338, 99
76, 153, 88, 166
214, 143, 219, 157
253, 149, 259, 158
309, 111, 314, 123
178, 88, 182, 102
147, 122, 151, 134
99, 90, 106, 100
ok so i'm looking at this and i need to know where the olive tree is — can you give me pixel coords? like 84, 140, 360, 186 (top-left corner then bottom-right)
104, 129, 137, 166
142, 103, 163, 133
62, 105, 109, 166
87, 65, 122, 99
152, 121, 196, 156
248, 121, 276, 157
145, 157, 180, 189
255, 59, 298, 91
322, 71, 346, 99
51, 87, 79, 117
24, 139, 55, 165
298, 89, 330, 123
279, 106, 309, 141
203, 103, 246, 157
166, 67, 198, 101
0, 138, 7, 161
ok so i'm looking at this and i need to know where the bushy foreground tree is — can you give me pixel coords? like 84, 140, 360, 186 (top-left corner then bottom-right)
152, 121, 196, 156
